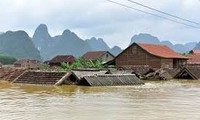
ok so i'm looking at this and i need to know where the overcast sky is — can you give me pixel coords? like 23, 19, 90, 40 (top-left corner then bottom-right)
0, 0, 200, 49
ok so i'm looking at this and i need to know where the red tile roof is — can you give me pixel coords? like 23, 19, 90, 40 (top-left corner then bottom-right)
187, 54, 200, 64
190, 49, 200, 54
49, 55, 75, 64
137, 43, 188, 59
82, 51, 108, 60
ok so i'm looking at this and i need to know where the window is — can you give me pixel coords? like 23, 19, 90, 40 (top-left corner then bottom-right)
132, 46, 137, 54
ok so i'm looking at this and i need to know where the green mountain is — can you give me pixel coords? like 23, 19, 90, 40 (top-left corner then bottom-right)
0, 31, 41, 60
32, 24, 92, 60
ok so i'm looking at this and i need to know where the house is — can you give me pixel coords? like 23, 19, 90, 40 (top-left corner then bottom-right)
12, 71, 79, 85
77, 74, 144, 86
82, 51, 114, 63
108, 43, 188, 69
187, 49, 200, 66
14, 59, 41, 69
189, 49, 200, 54
49, 55, 75, 66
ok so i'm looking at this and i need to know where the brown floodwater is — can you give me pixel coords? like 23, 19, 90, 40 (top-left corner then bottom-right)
0, 80, 200, 120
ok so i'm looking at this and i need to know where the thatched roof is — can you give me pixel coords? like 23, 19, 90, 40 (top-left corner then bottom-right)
78, 74, 144, 86
175, 66, 200, 80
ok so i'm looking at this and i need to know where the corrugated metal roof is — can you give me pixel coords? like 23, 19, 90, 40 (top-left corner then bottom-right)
79, 74, 144, 86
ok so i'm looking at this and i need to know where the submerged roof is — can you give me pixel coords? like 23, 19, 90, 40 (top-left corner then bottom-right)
12, 71, 78, 85
137, 43, 188, 59
49, 55, 75, 64
175, 66, 200, 80
82, 51, 113, 60
78, 74, 144, 86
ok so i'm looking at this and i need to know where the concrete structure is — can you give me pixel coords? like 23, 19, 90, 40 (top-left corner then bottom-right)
78, 74, 144, 86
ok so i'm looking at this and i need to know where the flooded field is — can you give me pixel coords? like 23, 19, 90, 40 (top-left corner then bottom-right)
0, 80, 200, 120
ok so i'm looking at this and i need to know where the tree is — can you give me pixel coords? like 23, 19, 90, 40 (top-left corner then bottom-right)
0, 55, 17, 65
59, 57, 105, 71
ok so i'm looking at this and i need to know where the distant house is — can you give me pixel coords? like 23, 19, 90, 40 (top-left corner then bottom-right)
108, 43, 188, 69
187, 49, 200, 66
189, 49, 200, 54
49, 55, 75, 66
14, 59, 41, 69
82, 51, 114, 63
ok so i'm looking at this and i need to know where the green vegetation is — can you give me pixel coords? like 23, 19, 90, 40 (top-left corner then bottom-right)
0, 55, 17, 65
59, 57, 105, 71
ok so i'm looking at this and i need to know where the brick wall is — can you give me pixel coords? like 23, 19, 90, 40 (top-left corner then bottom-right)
115, 44, 173, 69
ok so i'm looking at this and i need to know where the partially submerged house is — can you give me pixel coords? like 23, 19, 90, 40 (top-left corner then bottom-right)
82, 51, 114, 63
175, 66, 200, 80
14, 59, 41, 69
78, 74, 144, 86
49, 55, 75, 66
12, 71, 79, 85
187, 49, 200, 66
108, 43, 188, 69
0, 67, 26, 81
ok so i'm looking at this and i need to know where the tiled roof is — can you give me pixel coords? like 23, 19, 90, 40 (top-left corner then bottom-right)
190, 49, 200, 54
137, 43, 188, 59
187, 54, 200, 64
82, 51, 108, 60
49, 55, 75, 63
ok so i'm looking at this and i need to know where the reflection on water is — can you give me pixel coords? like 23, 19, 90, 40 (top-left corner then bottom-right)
0, 80, 200, 120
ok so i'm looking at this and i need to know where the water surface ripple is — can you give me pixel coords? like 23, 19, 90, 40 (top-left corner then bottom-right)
0, 80, 200, 120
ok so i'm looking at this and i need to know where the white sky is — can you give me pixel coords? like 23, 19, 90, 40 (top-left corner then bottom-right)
0, 0, 200, 49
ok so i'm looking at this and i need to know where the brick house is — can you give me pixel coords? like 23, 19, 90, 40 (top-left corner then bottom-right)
49, 55, 75, 66
82, 51, 114, 63
109, 43, 188, 69
14, 59, 41, 69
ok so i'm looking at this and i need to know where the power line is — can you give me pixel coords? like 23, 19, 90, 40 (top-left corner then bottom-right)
106, 0, 200, 29
127, 0, 200, 26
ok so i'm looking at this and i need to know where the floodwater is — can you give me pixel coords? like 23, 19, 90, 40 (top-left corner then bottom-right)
0, 80, 200, 120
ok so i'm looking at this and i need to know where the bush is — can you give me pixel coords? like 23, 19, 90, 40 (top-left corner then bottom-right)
0, 55, 17, 65
59, 57, 105, 71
